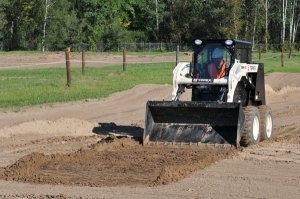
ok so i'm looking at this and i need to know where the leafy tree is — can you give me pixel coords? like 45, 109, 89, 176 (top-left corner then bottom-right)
0, 0, 7, 49
268, 0, 282, 46
189, 0, 242, 40
46, 0, 80, 50
130, 0, 160, 41
0, 0, 299, 51
1, 0, 44, 50
74, 0, 145, 50
158, 0, 192, 43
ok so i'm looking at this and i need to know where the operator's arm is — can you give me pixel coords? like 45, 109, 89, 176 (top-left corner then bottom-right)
216, 60, 227, 79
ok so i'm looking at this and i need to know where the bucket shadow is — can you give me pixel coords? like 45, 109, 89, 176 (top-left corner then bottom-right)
92, 122, 143, 142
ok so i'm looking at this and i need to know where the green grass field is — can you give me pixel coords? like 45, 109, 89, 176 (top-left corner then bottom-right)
252, 51, 300, 73
0, 50, 299, 110
0, 63, 173, 109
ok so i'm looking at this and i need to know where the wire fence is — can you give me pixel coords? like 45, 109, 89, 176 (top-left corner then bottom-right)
72, 42, 300, 54
0, 49, 298, 72
72, 42, 193, 52
1, 41, 300, 52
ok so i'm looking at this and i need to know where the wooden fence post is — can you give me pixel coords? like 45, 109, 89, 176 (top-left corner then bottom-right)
65, 47, 71, 86
123, 48, 126, 71
176, 45, 179, 66
82, 50, 85, 75
281, 46, 284, 67
258, 44, 262, 60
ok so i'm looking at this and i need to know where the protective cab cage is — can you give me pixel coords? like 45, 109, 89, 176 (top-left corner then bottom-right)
189, 39, 265, 106
190, 39, 252, 79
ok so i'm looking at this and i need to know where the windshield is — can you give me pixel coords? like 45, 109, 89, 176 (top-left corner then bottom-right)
194, 44, 232, 79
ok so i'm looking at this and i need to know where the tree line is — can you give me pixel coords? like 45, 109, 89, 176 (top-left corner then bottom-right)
0, 0, 299, 51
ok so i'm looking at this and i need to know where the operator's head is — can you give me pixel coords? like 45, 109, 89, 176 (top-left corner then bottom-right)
212, 48, 224, 66
212, 48, 224, 60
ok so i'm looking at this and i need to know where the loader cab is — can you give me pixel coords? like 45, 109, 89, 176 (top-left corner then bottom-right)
191, 39, 252, 79
191, 39, 253, 102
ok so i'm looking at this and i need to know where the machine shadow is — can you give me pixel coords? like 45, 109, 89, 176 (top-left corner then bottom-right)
92, 122, 143, 142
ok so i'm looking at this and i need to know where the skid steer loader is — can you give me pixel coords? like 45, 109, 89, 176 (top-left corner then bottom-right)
143, 39, 273, 147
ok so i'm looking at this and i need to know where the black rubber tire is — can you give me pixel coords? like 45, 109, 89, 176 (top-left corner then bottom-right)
258, 105, 273, 141
240, 106, 261, 147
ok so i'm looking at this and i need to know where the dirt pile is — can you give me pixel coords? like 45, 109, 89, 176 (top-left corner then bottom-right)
274, 124, 300, 144
0, 136, 236, 187
0, 118, 94, 138
265, 72, 300, 90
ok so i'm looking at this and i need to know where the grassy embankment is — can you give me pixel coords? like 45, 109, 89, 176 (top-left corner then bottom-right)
0, 51, 299, 110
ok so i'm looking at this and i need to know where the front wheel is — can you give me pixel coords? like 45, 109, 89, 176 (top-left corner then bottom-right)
240, 106, 260, 146
258, 105, 273, 141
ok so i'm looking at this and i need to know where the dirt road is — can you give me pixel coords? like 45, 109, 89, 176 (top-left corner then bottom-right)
0, 72, 299, 199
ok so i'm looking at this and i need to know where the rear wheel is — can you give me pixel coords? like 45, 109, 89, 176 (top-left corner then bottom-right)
258, 105, 273, 141
240, 106, 260, 146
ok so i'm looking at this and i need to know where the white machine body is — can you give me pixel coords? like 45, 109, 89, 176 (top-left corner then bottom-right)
172, 59, 259, 102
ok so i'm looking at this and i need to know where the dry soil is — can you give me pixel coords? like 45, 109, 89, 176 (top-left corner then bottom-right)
0, 54, 299, 199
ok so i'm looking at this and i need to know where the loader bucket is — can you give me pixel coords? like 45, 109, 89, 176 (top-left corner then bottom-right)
143, 101, 244, 146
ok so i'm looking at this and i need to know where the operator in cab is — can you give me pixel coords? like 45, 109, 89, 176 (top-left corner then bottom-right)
207, 48, 227, 79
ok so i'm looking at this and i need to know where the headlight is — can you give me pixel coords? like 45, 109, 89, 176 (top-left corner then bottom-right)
194, 39, 202, 45
225, 40, 233, 45
225, 39, 233, 46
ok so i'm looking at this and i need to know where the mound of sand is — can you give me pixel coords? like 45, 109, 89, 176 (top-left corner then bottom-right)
0, 118, 94, 138
265, 72, 300, 91
0, 136, 235, 187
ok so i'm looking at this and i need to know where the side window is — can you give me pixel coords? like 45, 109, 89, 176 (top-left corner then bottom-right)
197, 48, 209, 66
195, 47, 211, 78
236, 48, 241, 61
236, 47, 250, 63
223, 49, 231, 66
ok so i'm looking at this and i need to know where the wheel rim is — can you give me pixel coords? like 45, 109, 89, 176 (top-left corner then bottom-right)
266, 113, 273, 138
253, 116, 260, 141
